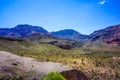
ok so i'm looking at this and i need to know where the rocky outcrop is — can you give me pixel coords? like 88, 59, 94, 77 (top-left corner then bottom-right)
61, 69, 89, 80
0, 51, 72, 79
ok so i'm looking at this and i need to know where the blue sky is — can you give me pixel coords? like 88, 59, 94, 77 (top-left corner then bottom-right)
0, 0, 120, 34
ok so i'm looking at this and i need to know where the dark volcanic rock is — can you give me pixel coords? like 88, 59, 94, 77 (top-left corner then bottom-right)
90, 24, 120, 45
60, 69, 89, 80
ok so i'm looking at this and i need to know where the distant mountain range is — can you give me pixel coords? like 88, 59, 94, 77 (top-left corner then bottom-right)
0, 24, 88, 41
0, 24, 120, 46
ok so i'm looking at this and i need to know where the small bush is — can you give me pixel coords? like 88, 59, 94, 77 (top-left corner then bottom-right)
42, 72, 66, 80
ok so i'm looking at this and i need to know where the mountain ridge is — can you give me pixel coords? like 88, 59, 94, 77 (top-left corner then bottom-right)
0, 24, 120, 46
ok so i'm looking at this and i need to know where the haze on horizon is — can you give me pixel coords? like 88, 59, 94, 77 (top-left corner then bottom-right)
0, 0, 120, 35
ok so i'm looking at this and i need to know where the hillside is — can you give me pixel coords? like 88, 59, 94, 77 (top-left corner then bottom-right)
90, 24, 120, 46
25, 33, 82, 49
0, 37, 120, 80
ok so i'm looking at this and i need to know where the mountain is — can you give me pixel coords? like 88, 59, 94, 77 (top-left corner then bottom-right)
51, 29, 89, 41
1, 24, 120, 46
0, 24, 48, 38
90, 24, 120, 45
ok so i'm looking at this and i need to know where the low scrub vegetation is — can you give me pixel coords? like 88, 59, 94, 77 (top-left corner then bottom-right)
0, 39, 120, 80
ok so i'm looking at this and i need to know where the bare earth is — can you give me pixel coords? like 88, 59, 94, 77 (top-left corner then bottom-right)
0, 51, 72, 76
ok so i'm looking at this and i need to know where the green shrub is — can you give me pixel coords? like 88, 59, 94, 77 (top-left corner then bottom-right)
42, 72, 66, 80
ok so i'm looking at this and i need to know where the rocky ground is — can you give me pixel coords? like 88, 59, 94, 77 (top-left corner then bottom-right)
0, 51, 88, 80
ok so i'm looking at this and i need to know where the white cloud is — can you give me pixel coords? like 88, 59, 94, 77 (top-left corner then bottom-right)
99, 0, 106, 5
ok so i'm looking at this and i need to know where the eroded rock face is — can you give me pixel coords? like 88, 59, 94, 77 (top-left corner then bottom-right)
60, 69, 89, 80
90, 24, 120, 45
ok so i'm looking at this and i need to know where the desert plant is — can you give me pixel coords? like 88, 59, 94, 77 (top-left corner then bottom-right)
42, 72, 66, 80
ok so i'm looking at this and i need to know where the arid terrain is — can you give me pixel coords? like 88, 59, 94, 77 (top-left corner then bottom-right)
0, 24, 120, 80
